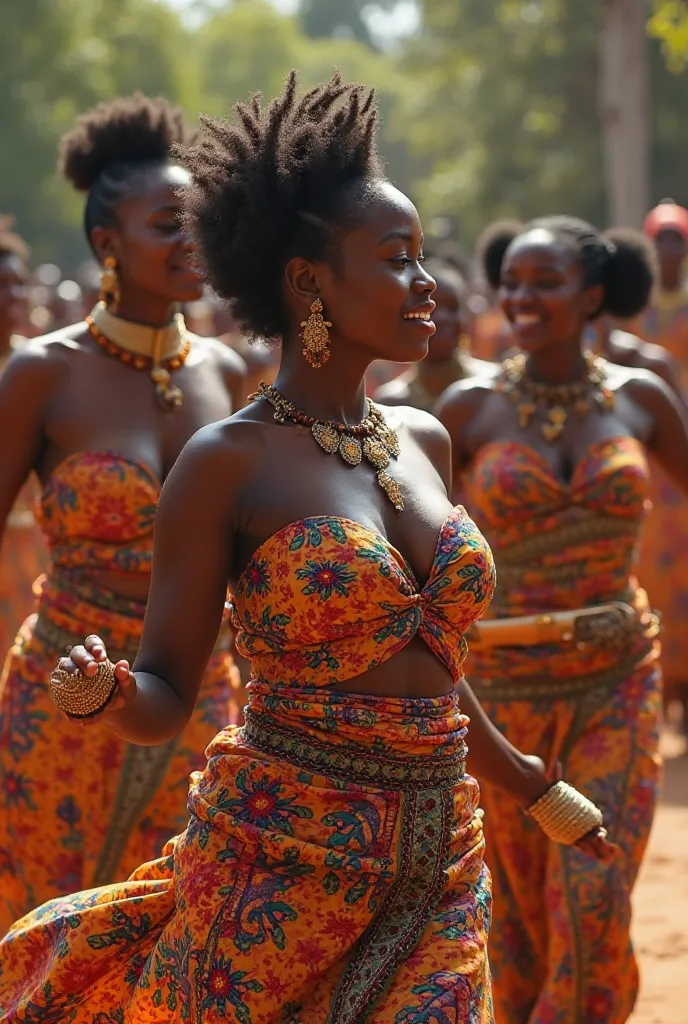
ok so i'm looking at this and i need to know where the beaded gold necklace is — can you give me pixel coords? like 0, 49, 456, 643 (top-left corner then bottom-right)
251, 381, 404, 511
498, 351, 614, 442
85, 302, 191, 411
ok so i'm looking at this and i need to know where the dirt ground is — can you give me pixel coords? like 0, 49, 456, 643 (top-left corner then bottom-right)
629, 726, 688, 1024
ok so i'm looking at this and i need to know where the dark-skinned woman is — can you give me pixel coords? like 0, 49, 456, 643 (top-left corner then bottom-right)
437, 217, 682, 1024
374, 256, 496, 412
0, 219, 48, 658
0, 94, 247, 934
0, 77, 610, 1022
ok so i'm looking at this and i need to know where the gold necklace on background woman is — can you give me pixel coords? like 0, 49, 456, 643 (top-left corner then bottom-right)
498, 350, 614, 441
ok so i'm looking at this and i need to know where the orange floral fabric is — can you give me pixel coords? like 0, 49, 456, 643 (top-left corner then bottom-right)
0, 511, 496, 1022
0, 477, 47, 658
464, 436, 662, 1024
0, 452, 243, 934
626, 299, 688, 686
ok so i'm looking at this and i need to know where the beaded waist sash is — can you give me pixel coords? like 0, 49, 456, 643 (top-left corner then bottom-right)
241, 708, 467, 791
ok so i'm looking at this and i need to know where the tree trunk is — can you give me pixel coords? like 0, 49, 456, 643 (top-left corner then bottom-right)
600, 0, 650, 227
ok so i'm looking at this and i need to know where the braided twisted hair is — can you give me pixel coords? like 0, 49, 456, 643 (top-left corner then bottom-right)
59, 93, 194, 250
178, 71, 384, 343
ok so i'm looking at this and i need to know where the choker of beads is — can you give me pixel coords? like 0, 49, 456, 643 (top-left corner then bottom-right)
498, 351, 615, 442
251, 381, 404, 511
86, 302, 191, 411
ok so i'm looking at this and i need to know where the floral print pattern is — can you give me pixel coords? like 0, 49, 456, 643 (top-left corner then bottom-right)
0, 508, 496, 1021
233, 511, 495, 688
0, 451, 242, 934
464, 435, 662, 1024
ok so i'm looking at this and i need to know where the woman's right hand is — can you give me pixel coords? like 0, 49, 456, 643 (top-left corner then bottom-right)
56, 634, 137, 722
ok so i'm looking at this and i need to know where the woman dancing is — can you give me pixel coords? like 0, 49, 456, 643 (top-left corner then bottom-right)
0, 76, 608, 1022
437, 217, 684, 1023
0, 94, 247, 932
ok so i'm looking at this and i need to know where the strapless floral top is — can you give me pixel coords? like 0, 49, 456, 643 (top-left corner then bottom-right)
464, 436, 650, 614
231, 508, 496, 687
37, 452, 158, 576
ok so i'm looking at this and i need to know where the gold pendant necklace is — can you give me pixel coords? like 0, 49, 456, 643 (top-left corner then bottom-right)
250, 381, 404, 511
498, 351, 615, 442
86, 302, 191, 411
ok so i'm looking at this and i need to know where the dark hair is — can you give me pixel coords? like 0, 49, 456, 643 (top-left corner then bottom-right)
0, 215, 30, 264
59, 93, 193, 249
179, 71, 384, 343
478, 215, 655, 319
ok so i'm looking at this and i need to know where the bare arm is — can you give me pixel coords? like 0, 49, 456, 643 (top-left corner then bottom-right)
630, 372, 688, 493
0, 343, 61, 541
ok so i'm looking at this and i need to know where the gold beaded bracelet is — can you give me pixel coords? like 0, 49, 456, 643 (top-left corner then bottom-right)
525, 781, 604, 845
50, 658, 118, 719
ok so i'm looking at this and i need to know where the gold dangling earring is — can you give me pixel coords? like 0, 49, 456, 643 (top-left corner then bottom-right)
300, 297, 332, 368
99, 256, 120, 313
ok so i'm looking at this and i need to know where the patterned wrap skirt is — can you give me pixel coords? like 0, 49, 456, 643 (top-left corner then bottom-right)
0, 684, 493, 1023
0, 570, 241, 935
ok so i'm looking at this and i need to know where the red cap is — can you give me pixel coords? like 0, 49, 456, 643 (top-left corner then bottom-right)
644, 201, 688, 242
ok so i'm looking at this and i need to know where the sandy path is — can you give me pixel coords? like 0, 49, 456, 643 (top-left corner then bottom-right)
630, 731, 688, 1023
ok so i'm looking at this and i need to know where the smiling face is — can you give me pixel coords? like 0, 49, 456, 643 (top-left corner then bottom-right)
499, 228, 603, 352
290, 180, 437, 364
92, 163, 203, 310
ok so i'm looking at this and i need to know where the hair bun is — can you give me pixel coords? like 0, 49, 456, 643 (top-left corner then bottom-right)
476, 219, 524, 290
601, 228, 656, 319
59, 93, 190, 192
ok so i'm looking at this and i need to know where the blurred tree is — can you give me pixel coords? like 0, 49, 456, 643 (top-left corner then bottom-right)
298, 0, 397, 48
195, 0, 415, 192
404, 0, 687, 242
1, 0, 193, 268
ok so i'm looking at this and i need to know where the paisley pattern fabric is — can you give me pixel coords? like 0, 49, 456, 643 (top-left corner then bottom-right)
464, 436, 662, 1024
627, 300, 688, 689
0, 508, 496, 1022
0, 452, 242, 934
0, 476, 47, 658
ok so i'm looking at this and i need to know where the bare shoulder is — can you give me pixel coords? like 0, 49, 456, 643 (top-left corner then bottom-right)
605, 358, 680, 414
435, 373, 497, 425
188, 333, 247, 377
380, 403, 451, 464
0, 323, 88, 389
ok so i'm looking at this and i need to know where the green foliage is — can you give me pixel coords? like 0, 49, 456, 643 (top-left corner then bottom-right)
648, 1, 688, 71
403, 0, 688, 242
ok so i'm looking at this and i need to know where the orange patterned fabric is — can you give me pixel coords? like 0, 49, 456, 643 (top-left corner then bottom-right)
0, 509, 497, 1022
0, 452, 243, 935
0, 477, 47, 658
627, 299, 688, 686
463, 437, 662, 1024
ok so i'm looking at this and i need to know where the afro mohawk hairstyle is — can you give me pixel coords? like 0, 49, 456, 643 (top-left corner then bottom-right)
179, 71, 384, 343
0, 215, 30, 264
59, 93, 194, 247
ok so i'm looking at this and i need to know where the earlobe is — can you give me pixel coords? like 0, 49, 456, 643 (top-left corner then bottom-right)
89, 227, 118, 266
